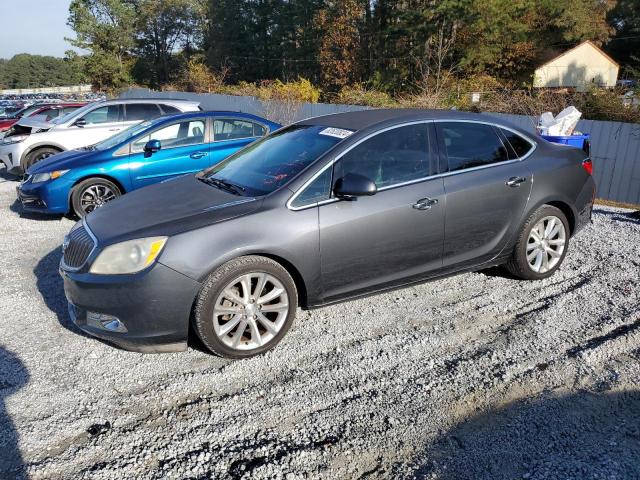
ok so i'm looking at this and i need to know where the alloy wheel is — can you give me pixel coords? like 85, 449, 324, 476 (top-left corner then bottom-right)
213, 272, 290, 351
80, 184, 118, 214
526, 215, 566, 273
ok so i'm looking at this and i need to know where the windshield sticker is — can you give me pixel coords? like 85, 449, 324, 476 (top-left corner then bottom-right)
319, 127, 354, 139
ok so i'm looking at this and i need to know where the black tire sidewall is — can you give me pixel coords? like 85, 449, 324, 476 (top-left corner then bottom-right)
71, 178, 122, 218
26, 148, 59, 169
194, 256, 298, 359
514, 205, 570, 280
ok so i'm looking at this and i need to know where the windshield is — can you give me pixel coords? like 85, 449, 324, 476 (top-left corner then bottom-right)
94, 120, 154, 150
7, 105, 38, 119
200, 125, 347, 196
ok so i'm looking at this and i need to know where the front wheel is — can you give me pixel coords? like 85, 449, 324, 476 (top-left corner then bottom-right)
70, 178, 122, 218
194, 256, 298, 359
505, 205, 570, 280
25, 147, 61, 169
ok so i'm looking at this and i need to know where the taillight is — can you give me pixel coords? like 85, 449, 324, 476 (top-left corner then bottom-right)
582, 158, 593, 176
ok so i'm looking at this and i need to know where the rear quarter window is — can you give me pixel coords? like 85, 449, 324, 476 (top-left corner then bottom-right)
499, 128, 534, 159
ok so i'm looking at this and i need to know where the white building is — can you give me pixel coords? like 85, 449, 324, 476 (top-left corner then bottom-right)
533, 40, 619, 91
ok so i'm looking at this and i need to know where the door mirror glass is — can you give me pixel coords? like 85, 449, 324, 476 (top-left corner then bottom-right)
333, 173, 377, 198
74, 118, 87, 128
144, 139, 161, 157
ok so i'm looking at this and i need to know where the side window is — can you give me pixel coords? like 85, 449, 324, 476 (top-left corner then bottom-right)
290, 167, 332, 208
438, 122, 509, 172
130, 120, 206, 153
82, 105, 121, 125
333, 124, 429, 189
214, 119, 266, 141
44, 109, 60, 121
159, 104, 181, 115
125, 103, 161, 122
499, 127, 534, 159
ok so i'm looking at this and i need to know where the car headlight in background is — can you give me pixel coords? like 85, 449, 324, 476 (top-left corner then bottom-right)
90, 237, 168, 275
1, 134, 29, 145
32, 170, 69, 183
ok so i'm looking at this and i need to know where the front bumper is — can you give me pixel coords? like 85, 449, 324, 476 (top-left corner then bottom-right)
0, 141, 26, 172
16, 177, 73, 214
61, 262, 202, 353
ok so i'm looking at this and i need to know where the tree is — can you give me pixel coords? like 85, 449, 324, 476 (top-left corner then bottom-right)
67, 0, 137, 91
0, 54, 86, 89
315, 0, 365, 91
134, 0, 207, 87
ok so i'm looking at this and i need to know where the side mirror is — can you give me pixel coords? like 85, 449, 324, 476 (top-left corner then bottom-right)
144, 139, 161, 157
333, 173, 377, 198
74, 118, 87, 128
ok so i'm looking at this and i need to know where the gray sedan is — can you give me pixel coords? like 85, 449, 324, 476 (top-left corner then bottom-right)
60, 109, 596, 358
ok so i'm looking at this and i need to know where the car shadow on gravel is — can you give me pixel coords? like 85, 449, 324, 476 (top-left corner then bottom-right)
594, 207, 640, 225
411, 390, 640, 479
33, 246, 94, 340
0, 347, 29, 479
9, 199, 67, 222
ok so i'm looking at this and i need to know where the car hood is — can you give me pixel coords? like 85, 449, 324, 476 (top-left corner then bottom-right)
0, 118, 17, 128
16, 116, 54, 130
27, 148, 97, 174
86, 174, 261, 244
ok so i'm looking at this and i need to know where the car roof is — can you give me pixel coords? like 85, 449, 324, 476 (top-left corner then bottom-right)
298, 108, 520, 132
93, 98, 201, 107
151, 110, 279, 125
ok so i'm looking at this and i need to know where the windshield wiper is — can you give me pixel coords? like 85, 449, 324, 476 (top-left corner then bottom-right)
199, 176, 246, 196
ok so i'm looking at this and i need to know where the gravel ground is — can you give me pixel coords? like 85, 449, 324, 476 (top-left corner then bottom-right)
0, 167, 639, 480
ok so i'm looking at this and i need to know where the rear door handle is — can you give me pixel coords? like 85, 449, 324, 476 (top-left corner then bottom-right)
412, 197, 438, 210
506, 176, 526, 187
190, 152, 208, 159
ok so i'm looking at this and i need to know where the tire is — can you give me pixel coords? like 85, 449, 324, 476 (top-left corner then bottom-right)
70, 178, 122, 218
24, 147, 61, 169
505, 205, 570, 280
194, 256, 298, 359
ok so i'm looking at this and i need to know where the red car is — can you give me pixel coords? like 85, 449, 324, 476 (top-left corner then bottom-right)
0, 103, 86, 133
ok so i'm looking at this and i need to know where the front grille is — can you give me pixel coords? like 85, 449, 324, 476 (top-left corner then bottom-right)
63, 223, 96, 269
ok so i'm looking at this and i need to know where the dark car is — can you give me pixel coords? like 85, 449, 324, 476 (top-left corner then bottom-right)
60, 109, 596, 358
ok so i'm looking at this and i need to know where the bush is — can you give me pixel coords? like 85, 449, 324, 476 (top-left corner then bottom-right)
333, 85, 396, 107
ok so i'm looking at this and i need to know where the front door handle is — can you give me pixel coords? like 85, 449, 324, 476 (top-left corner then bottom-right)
506, 176, 526, 187
412, 198, 438, 210
190, 152, 208, 159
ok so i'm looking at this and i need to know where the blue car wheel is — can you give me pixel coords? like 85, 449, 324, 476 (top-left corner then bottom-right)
71, 178, 122, 218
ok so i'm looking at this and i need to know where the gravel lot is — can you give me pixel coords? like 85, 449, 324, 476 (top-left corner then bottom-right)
1, 167, 639, 480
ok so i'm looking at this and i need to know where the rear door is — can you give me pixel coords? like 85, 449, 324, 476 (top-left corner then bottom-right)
129, 117, 209, 188
209, 117, 268, 166
435, 121, 533, 268
317, 122, 445, 301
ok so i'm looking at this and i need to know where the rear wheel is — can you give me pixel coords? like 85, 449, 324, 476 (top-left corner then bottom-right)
70, 178, 122, 218
505, 205, 570, 280
194, 256, 298, 359
25, 147, 61, 169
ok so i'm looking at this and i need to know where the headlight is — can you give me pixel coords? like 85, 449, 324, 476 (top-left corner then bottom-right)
1, 134, 28, 145
32, 170, 69, 183
90, 237, 168, 275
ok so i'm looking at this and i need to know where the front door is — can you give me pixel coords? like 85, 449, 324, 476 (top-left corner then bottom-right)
318, 123, 445, 301
129, 118, 209, 188
435, 121, 533, 268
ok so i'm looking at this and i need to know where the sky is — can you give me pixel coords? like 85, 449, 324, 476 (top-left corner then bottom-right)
0, 0, 78, 59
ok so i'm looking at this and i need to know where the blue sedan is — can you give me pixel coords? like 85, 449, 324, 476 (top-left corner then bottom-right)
17, 111, 281, 217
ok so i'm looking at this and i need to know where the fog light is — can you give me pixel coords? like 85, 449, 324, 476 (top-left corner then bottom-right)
87, 311, 128, 333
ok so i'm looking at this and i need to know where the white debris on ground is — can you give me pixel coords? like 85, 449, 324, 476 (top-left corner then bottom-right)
0, 169, 638, 480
